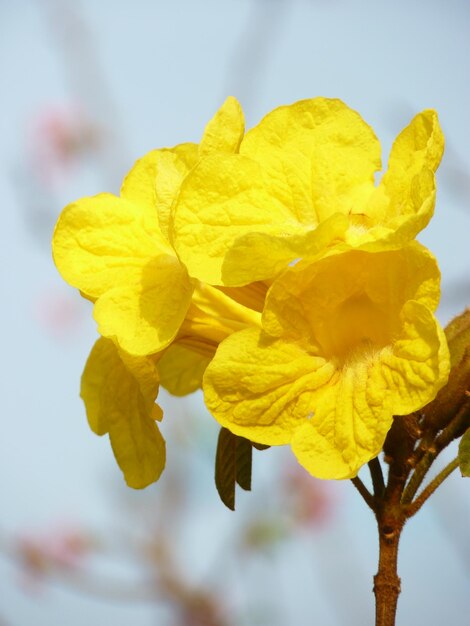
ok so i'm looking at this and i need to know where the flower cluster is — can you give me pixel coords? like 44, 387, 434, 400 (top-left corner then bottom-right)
52, 96, 449, 487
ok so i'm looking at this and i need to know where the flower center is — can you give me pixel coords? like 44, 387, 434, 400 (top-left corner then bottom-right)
318, 292, 396, 363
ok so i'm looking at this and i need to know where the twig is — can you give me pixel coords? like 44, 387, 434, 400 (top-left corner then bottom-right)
405, 458, 460, 518
402, 400, 470, 504
351, 476, 376, 511
368, 458, 385, 497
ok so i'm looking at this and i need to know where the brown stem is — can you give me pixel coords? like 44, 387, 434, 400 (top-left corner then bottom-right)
374, 526, 402, 626
374, 509, 405, 626
373, 421, 411, 626
401, 447, 436, 504
402, 399, 470, 504
365, 391, 469, 625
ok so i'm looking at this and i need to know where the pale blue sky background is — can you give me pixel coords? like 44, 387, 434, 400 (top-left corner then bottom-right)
0, 1, 469, 625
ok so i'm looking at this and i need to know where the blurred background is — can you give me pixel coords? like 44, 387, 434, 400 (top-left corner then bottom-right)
1, 0, 469, 624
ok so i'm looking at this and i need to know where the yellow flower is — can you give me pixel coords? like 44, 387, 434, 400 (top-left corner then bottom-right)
52, 97, 244, 357
54, 97, 263, 488
53, 94, 449, 490
80, 282, 262, 488
203, 243, 449, 479
171, 98, 444, 286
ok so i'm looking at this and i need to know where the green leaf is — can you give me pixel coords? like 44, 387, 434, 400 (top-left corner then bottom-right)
458, 428, 470, 477
214, 428, 253, 509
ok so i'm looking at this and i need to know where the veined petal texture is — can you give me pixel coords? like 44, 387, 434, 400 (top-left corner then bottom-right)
204, 244, 449, 479
81, 338, 165, 488
171, 98, 445, 287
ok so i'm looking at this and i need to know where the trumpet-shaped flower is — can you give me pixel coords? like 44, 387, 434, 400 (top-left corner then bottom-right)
80, 281, 262, 488
52, 97, 245, 356
203, 243, 449, 479
158, 282, 262, 396
54, 97, 264, 488
171, 98, 444, 286
53, 94, 450, 492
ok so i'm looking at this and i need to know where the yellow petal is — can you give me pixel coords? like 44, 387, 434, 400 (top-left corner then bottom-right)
241, 97, 381, 220
385, 109, 444, 176
354, 168, 436, 250
199, 96, 245, 156
53, 191, 193, 354
93, 255, 193, 355
292, 299, 449, 480
203, 328, 335, 445
154, 145, 198, 239
291, 300, 449, 480
172, 98, 378, 285
120, 149, 160, 217
379, 300, 449, 414
222, 213, 349, 285
291, 359, 395, 480
263, 243, 442, 342
177, 284, 261, 350
120, 144, 198, 240
158, 342, 212, 396
361, 110, 444, 244
81, 338, 165, 488
172, 154, 348, 285
258, 245, 448, 479
191, 283, 261, 329
52, 193, 172, 299
172, 155, 290, 284
205, 294, 448, 480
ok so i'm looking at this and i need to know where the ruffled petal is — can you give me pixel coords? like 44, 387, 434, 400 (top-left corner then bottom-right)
385, 109, 444, 176
359, 110, 444, 246
291, 359, 394, 480
291, 300, 449, 480
154, 145, 198, 239
121, 144, 198, 240
205, 292, 448, 480
172, 155, 290, 284
379, 300, 449, 414
172, 154, 348, 285
221, 213, 348, 285
199, 96, 245, 156
203, 327, 335, 445
93, 255, 193, 355
262, 243, 442, 342
52, 194, 172, 299
81, 338, 165, 488
120, 149, 160, 217
241, 97, 381, 220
